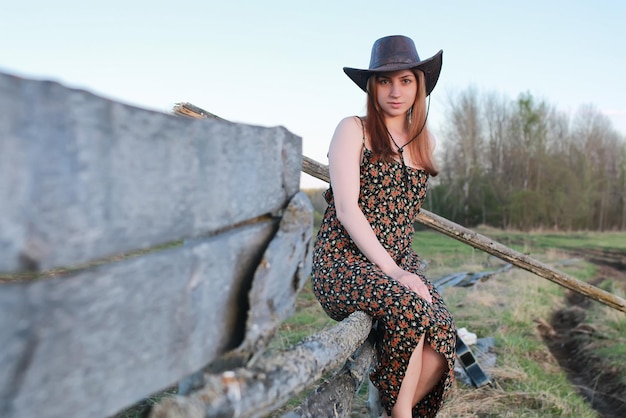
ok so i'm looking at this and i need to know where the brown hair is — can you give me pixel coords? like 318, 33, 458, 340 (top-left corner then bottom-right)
364, 70, 438, 176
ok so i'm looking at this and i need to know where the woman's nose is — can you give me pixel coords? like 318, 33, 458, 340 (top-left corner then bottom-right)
390, 83, 400, 97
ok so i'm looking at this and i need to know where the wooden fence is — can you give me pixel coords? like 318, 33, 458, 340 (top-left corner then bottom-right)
0, 71, 331, 418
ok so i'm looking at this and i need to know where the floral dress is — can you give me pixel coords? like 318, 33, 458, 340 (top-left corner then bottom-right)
311, 147, 456, 417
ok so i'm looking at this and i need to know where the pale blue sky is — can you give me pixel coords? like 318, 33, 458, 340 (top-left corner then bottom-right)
2, 1, 624, 187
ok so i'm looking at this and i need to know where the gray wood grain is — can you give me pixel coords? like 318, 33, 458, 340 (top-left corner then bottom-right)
176, 192, 314, 395
0, 72, 302, 273
284, 339, 375, 418
238, 191, 314, 356
0, 219, 279, 418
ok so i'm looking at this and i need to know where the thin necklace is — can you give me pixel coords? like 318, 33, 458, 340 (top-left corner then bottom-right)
384, 96, 430, 165
382, 98, 430, 185
384, 127, 414, 185
387, 129, 416, 159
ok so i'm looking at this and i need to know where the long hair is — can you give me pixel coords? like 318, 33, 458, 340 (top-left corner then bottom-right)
364, 70, 438, 176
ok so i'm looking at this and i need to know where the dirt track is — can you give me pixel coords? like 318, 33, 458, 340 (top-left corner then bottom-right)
539, 258, 626, 418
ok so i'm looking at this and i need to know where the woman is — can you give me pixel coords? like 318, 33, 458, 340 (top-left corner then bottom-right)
311, 35, 456, 418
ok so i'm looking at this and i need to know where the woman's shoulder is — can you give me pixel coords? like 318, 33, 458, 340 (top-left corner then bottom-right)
333, 116, 366, 141
336, 115, 364, 129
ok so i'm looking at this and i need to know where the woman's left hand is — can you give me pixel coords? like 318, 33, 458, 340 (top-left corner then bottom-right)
388, 268, 432, 304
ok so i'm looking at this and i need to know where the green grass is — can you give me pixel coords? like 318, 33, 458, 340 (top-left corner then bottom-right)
268, 280, 335, 350
479, 228, 626, 253
412, 229, 490, 273
112, 386, 177, 418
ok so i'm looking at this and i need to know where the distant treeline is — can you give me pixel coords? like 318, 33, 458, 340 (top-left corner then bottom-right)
303, 88, 626, 231
426, 88, 625, 231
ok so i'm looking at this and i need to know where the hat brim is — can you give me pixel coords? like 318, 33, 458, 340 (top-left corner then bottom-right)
343, 49, 443, 95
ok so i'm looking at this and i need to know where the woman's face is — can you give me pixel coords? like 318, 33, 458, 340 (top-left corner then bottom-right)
374, 70, 418, 118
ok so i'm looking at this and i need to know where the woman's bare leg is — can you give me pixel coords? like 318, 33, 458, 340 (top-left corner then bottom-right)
411, 343, 447, 406
383, 339, 447, 418
389, 336, 426, 418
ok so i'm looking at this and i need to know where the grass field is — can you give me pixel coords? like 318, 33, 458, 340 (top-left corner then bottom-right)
272, 228, 626, 417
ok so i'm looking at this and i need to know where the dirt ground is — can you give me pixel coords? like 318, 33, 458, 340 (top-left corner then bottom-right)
538, 258, 626, 418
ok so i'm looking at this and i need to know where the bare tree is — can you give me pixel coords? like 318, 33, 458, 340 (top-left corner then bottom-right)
438, 88, 625, 230
483, 92, 514, 227
441, 87, 485, 225
570, 106, 622, 230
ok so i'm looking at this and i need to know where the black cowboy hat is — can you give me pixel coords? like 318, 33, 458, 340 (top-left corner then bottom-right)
343, 35, 443, 96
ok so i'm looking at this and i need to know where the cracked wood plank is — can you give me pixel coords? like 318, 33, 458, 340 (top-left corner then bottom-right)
177, 192, 314, 392
0, 72, 301, 273
0, 220, 276, 418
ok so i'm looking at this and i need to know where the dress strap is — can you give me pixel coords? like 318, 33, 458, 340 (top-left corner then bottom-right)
354, 116, 369, 165
355, 116, 367, 147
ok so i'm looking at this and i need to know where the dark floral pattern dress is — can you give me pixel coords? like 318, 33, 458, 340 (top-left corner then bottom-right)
311, 147, 456, 417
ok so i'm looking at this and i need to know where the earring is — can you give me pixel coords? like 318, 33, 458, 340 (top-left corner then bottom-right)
407, 107, 413, 125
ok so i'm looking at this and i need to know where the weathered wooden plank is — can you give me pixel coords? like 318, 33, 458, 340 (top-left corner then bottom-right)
172, 102, 223, 120
283, 337, 375, 418
302, 155, 330, 183
177, 192, 314, 394
0, 71, 301, 273
300, 156, 626, 313
149, 311, 373, 418
0, 219, 280, 418
417, 210, 626, 313
238, 192, 314, 356
367, 381, 384, 418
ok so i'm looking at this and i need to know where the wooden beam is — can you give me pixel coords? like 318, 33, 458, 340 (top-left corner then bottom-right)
283, 337, 375, 418
172, 102, 224, 120
149, 311, 373, 418
300, 156, 626, 313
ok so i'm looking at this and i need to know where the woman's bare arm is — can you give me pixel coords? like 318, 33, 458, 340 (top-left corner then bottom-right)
328, 116, 432, 302
329, 117, 403, 275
